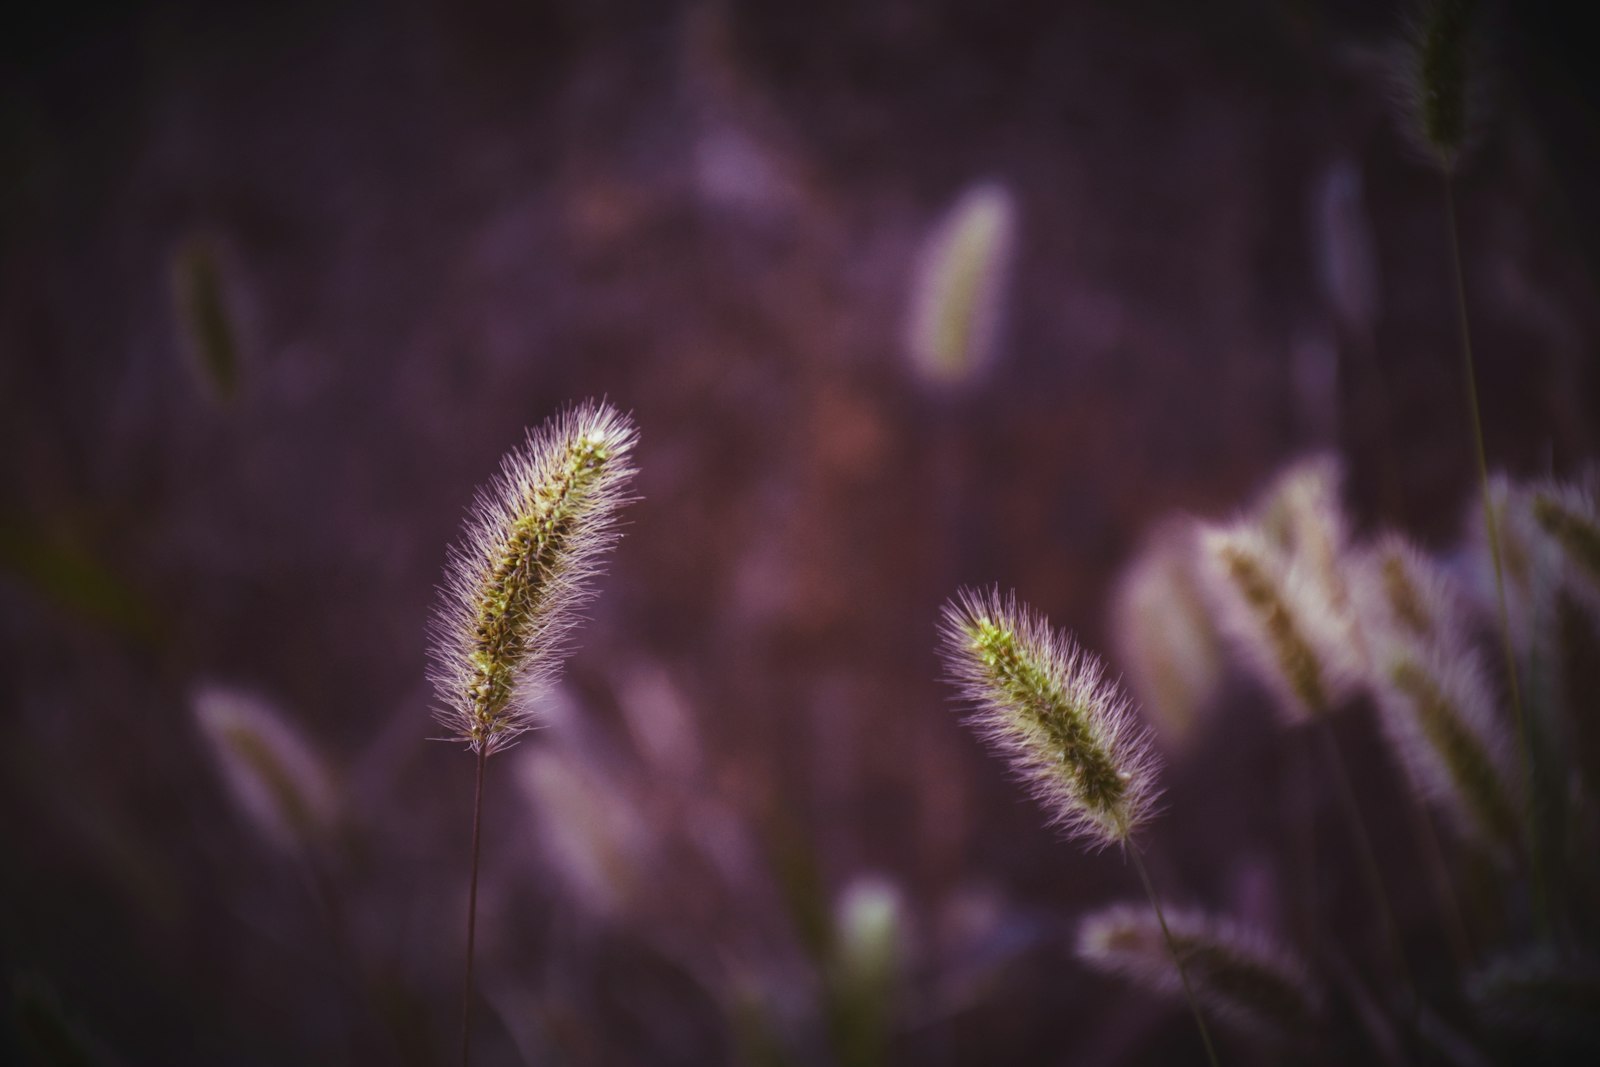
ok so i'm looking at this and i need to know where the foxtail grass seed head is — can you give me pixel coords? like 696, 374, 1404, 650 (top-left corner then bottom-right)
940, 588, 1158, 848
1351, 532, 1475, 656
518, 746, 651, 919
1252, 456, 1355, 611
1077, 903, 1320, 1044
1529, 480, 1600, 620
826, 877, 905, 1066
192, 683, 338, 854
1252, 456, 1369, 680
831, 877, 905, 1021
1199, 523, 1356, 722
173, 234, 241, 403
1111, 520, 1223, 752
1395, 0, 1482, 172
1372, 644, 1520, 848
430, 401, 638, 754
905, 181, 1017, 390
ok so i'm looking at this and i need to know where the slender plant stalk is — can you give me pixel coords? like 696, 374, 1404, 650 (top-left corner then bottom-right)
1290, 727, 1320, 955
1314, 722, 1415, 1009
461, 744, 488, 1066
303, 853, 370, 1065
1399, 772, 1474, 968
1442, 177, 1548, 934
1128, 846, 1221, 1067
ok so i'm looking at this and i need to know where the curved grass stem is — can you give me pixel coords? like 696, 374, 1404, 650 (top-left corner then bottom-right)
1128, 845, 1221, 1067
1315, 721, 1415, 1014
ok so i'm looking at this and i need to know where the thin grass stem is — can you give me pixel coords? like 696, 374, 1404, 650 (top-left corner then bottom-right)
1315, 721, 1415, 1010
1442, 176, 1549, 935
1400, 777, 1474, 969
1128, 845, 1221, 1067
461, 744, 488, 1067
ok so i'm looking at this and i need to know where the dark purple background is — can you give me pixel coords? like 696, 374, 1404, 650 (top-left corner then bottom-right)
3, 1, 1597, 1063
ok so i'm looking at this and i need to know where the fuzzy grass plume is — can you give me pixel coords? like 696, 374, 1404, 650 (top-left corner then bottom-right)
1461, 473, 1552, 657
1252, 455, 1347, 582
1077, 903, 1320, 1044
519, 747, 653, 920
905, 182, 1017, 389
939, 587, 1157, 848
1376, 647, 1520, 849
1199, 522, 1356, 721
1352, 532, 1520, 847
1111, 520, 1223, 752
433, 399, 636, 1066
1351, 532, 1472, 653
1396, 0, 1481, 172
193, 683, 337, 854
1530, 479, 1600, 619
1252, 456, 1366, 663
430, 401, 638, 754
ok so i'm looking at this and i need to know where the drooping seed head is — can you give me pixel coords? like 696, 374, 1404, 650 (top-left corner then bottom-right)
940, 587, 1158, 848
430, 401, 638, 754
1077, 902, 1321, 1044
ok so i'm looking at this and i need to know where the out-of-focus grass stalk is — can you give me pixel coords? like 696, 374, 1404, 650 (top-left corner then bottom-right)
1314, 720, 1416, 1009
1128, 847, 1221, 1067
173, 235, 241, 404
1404, 0, 1551, 935
1201, 525, 1415, 1008
1443, 180, 1548, 936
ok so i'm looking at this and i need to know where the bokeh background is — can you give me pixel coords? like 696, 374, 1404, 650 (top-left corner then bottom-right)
3, 0, 1598, 1063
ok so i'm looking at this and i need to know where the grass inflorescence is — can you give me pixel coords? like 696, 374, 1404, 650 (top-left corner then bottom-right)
431, 401, 638, 754
940, 587, 1157, 848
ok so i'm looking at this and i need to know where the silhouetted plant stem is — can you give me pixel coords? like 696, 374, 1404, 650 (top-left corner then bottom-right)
462, 744, 487, 1067
301, 852, 362, 1066
1442, 176, 1549, 936
1290, 728, 1320, 954
1127, 845, 1221, 1067
1314, 720, 1415, 1012
1396, 766, 1474, 968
